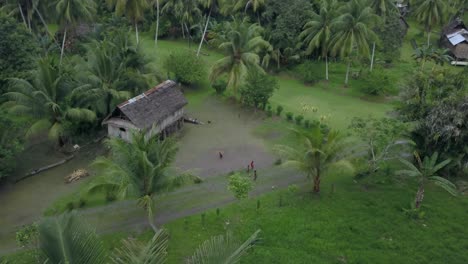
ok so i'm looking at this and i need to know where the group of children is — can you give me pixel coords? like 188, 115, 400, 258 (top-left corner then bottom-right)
218, 151, 257, 181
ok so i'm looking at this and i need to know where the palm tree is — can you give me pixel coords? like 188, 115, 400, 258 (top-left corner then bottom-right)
38, 212, 107, 264
368, 0, 398, 71
162, 0, 201, 42
88, 130, 189, 231
53, 0, 96, 64
3, 57, 96, 145
209, 18, 270, 93
196, 0, 222, 56
411, 0, 448, 46
398, 152, 457, 209
330, 0, 379, 86
275, 126, 354, 193
300, 0, 338, 81
412, 45, 453, 70
74, 40, 132, 117
107, 0, 149, 44
369, 0, 398, 18
39, 212, 260, 264
150, 0, 161, 47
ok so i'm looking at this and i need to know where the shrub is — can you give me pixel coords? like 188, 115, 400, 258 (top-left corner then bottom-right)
304, 119, 310, 128
212, 79, 227, 95
274, 158, 282, 165
228, 173, 253, 200
286, 112, 293, 121
266, 105, 273, 117
295, 115, 304, 125
164, 51, 207, 85
276, 105, 284, 116
294, 61, 322, 84
239, 70, 279, 109
78, 199, 86, 208
358, 69, 394, 96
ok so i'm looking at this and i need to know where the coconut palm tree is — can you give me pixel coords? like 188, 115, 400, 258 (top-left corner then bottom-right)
411, 0, 448, 46
398, 152, 457, 209
3, 57, 96, 145
73, 40, 132, 117
53, 0, 96, 64
412, 44, 453, 69
38, 212, 260, 264
88, 130, 190, 231
275, 126, 354, 193
330, 0, 379, 86
209, 18, 270, 93
38, 212, 107, 264
196, 0, 222, 56
150, 0, 161, 47
369, 0, 398, 18
300, 0, 338, 81
162, 0, 201, 42
107, 0, 149, 44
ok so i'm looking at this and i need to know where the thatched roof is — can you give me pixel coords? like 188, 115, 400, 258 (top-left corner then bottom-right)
453, 43, 468, 60
103, 80, 187, 130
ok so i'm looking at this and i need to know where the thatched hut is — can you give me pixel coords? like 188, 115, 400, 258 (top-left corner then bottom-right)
103, 80, 187, 142
440, 18, 468, 62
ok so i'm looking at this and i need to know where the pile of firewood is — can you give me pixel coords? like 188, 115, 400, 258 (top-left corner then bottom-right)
65, 169, 89, 183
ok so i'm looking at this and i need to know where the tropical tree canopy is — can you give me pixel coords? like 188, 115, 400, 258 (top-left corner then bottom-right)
3, 57, 96, 143
209, 18, 270, 92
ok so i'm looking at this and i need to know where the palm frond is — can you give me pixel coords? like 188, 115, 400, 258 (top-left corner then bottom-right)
39, 212, 107, 264
111, 229, 169, 264
187, 230, 261, 264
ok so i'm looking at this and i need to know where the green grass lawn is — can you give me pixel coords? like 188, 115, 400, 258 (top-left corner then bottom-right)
161, 177, 468, 264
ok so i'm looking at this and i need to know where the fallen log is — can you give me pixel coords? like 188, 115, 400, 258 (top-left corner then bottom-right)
15, 155, 75, 183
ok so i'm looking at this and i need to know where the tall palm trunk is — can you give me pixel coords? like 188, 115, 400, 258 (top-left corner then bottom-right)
181, 22, 185, 38
154, 0, 160, 47
18, 3, 29, 30
414, 183, 425, 209
313, 166, 321, 193
325, 55, 329, 81
426, 30, 431, 47
197, 8, 212, 57
60, 28, 67, 65
344, 60, 351, 87
370, 42, 376, 71
135, 22, 139, 44
35, 7, 52, 37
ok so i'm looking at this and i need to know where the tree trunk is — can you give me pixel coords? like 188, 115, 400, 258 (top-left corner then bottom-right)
277, 49, 280, 70
197, 8, 211, 57
370, 42, 376, 71
106, 93, 112, 116
60, 28, 67, 65
35, 7, 52, 37
325, 55, 329, 81
18, 3, 29, 30
313, 175, 321, 193
135, 22, 139, 44
427, 30, 431, 47
154, 0, 160, 47
414, 184, 425, 209
181, 22, 185, 38
344, 60, 350, 87
184, 23, 191, 47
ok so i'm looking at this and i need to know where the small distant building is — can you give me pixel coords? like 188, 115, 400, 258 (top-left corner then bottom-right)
103, 80, 187, 142
395, 0, 409, 17
440, 18, 468, 63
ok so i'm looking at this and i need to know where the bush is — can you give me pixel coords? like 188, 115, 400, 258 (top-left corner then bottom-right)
239, 70, 279, 109
358, 70, 394, 96
276, 105, 284, 116
266, 105, 273, 117
294, 61, 323, 84
164, 51, 207, 85
295, 115, 304, 125
286, 112, 293, 121
304, 119, 310, 128
212, 79, 227, 94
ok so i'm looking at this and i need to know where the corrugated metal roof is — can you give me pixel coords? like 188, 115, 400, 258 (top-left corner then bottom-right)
449, 34, 466, 45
